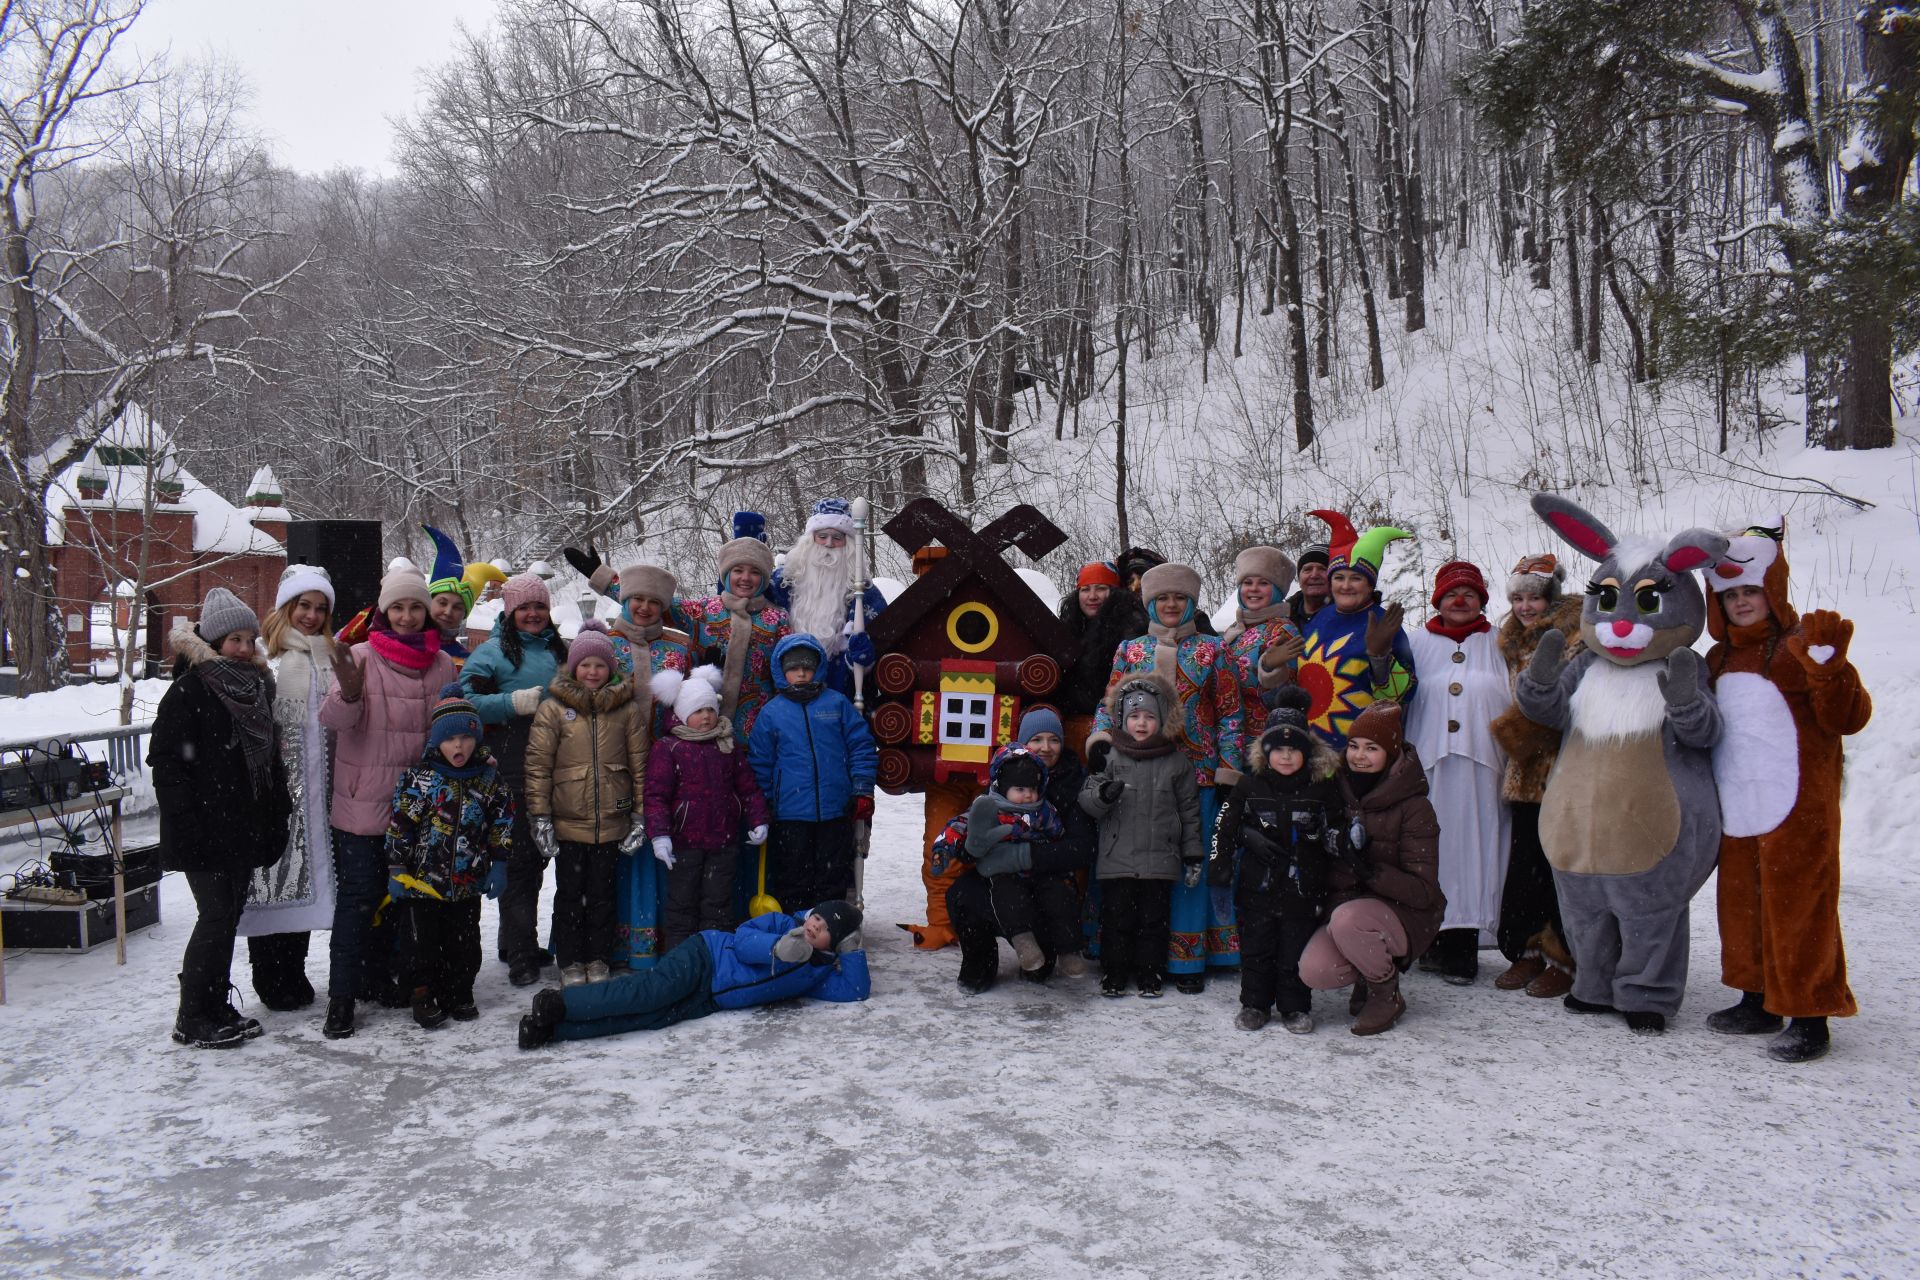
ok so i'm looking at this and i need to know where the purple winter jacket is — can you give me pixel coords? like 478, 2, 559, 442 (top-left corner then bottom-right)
644, 733, 770, 848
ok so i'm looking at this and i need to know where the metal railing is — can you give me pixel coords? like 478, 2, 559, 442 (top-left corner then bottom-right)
0, 723, 155, 810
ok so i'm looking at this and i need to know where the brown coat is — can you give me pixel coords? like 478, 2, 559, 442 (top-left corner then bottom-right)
1329, 747, 1447, 964
523, 673, 650, 844
1488, 596, 1584, 803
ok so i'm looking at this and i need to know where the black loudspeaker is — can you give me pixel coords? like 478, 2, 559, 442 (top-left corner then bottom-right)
286, 520, 384, 624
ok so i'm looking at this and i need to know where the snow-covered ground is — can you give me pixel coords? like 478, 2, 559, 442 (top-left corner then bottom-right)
2, 771, 1916, 1278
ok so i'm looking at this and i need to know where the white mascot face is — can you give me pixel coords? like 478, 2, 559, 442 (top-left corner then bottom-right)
1707, 519, 1783, 593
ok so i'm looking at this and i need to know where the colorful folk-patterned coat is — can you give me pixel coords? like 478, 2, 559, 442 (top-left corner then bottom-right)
1089, 631, 1246, 788
1223, 616, 1303, 745
673, 595, 792, 740
607, 619, 696, 739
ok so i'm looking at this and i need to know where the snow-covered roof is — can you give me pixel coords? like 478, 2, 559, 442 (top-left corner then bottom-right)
45, 402, 283, 556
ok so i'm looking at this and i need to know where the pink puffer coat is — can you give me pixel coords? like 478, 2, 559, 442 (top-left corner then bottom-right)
319, 642, 458, 836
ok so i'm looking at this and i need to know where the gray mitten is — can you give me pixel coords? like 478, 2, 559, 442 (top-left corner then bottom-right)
1527, 627, 1567, 686
1659, 646, 1701, 706
964, 795, 1014, 855
771, 928, 812, 963
974, 843, 1033, 878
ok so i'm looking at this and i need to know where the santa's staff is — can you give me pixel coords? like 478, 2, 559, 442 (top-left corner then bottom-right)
850, 497, 872, 912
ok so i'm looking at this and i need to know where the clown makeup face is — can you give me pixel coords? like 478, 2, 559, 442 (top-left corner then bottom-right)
1437, 585, 1484, 628
1719, 584, 1772, 628
430, 592, 468, 634
1508, 590, 1550, 623
1153, 593, 1189, 627
1078, 583, 1111, 616
288, 591, 330, 637
1239, 576, 1276, 611
1329, 569, 1373, 612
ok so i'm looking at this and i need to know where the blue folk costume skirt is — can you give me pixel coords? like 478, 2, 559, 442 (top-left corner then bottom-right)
613, 851, 664, 969
1085, 786, 1238, 972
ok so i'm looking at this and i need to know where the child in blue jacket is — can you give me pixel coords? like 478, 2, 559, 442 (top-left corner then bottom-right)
748, 634, 878, 911
517, 902, 869, 1046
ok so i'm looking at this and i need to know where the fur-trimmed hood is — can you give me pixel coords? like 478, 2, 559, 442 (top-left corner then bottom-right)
1498, 595, 1584, 673
1247, 733, 1341, 782
546, 668, 639, 715
1103, 672, 1178, 751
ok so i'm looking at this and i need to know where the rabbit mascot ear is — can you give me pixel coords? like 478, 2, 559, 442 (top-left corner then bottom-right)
1660, 528, 1728, 574
1530, 494, 1616, 562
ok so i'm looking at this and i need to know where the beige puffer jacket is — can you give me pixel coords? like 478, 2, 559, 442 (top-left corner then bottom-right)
523, 673, 650, 844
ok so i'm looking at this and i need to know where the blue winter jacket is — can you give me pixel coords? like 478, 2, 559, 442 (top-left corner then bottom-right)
460, 615, 565, 775
704, 911, 872, 1008
749, 635, 877, 822
765, 570, 888, 697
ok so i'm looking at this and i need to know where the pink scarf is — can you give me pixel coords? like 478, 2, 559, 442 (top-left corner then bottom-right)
368, 626, 441, 671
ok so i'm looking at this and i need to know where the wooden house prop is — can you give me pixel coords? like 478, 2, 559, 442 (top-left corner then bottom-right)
866, 500, 1078, 793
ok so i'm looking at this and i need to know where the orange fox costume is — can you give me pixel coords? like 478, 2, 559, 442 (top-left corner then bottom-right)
1705, 524, 1871, 1019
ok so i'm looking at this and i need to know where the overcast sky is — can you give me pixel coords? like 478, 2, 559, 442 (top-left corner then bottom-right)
122, 0, 491, 176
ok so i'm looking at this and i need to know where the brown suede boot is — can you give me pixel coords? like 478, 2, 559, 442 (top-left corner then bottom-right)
1351, 972, 1405, 1036
1494, 956, 1547, 990
1525, 965, 1574, 999
1348, 981, 1368, 1016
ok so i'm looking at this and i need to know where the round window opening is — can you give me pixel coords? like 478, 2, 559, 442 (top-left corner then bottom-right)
945, 602, 1000, 653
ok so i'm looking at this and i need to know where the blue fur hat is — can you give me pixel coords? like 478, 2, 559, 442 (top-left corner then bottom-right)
804, 498, 855, 537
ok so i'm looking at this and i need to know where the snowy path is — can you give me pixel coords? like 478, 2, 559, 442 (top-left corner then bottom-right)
2, 789, 1916, 1280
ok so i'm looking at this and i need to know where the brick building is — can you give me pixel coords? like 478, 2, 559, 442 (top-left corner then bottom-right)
46, 404, 286, 676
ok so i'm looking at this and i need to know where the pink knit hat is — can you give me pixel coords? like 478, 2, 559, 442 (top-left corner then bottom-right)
501, 572, 550, 615
566, 620, 617, 674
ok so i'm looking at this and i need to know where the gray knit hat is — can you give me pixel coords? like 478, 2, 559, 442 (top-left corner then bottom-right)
196, 586, 260, 644
1119, 684, 1161, 723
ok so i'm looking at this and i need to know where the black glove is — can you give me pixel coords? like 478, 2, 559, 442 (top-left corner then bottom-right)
1097, 777, 1125, 805
562, 545, 602, 579
1342, 842, 1375, 886
1241, 826, 1282, 862
1086, 741, 1111, 774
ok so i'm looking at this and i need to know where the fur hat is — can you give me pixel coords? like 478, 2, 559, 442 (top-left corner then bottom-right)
275, 563, 334, 611
196, 586, 259, 644
654, 664, 724, 721
378, 568, 432, 612
501, 573, 550, 615
1347, 700, 1405, 759
566, 620, 617, 674
808, 900, 863, 949
1233, 545, 1297, 597
427, 683, 482, 750
1139, 562, 1202, 604
1258, 685, 1316, 757
731, 511, 768, 544
804, 498, 855, 538
1431, 560, 1490, 608
1017, 706, 1064, 743
717, 536, 776, 586
618, 563, 678, 606
1506, 553, 1565, 601
1076, 561, 1122, 590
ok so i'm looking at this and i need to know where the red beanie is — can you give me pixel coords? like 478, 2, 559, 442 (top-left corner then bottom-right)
1077, 561, 1122, 590
1431, 560, 1489, 609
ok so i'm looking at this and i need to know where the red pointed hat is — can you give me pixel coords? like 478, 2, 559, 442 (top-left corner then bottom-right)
1310, 510, 1358, 568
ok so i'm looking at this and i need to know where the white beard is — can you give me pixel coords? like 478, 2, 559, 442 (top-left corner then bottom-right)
784, 538, 850, 651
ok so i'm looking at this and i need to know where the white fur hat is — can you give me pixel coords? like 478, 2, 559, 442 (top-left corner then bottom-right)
652, 665, 726, 723
276, 563, 335, 610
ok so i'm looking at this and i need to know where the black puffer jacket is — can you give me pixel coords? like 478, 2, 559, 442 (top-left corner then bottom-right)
1028, 750, 1097, 876
1056, 590, 1149, 717
148, 633, 293, 874
1210, 741, 1345, 912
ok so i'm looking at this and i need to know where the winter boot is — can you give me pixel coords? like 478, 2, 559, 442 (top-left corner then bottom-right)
1563, 993, 1617, 1015
1434, 928, 1479, 985
1100, 971, 1130, 998
518, 1015, 554, 1050
1525, 966, 1574, 999
509, 955, 545, 988
1235, 1007, 1270, 1032
1137, 972, 1165, 999
1280, 1011, 1315, 1035
559, 964, 588, 988
1707, 990, 1783, 1036
221, 985, 264, 1038
322, 997, 356, 1040
519, 987, 567, 1047
1767, 1017, 1831, 1063
447, 991, 480, 1022
1350, 973, 1405, 1036
411, 986, 449, 1030
1172, 973, 1205, 995
1348, 981, 1369, 1016
1625, 1011, 1666, 1036
1494, 956, 1546, 991
956, 930, 999, 994
1057, 951, 1091, 978
1018, 958, 1056, 984
172, 976, 245, 1049
585, 961, 611, 984
1009, 932, 1047, 972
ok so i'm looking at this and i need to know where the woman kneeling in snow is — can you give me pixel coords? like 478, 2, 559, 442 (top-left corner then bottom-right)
516, 902, 869, 1048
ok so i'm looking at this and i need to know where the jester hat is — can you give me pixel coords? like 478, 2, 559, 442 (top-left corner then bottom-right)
1310, 510, 1411, 586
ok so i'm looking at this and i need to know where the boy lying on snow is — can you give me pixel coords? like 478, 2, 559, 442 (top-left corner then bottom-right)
517, 902, 869, 1048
